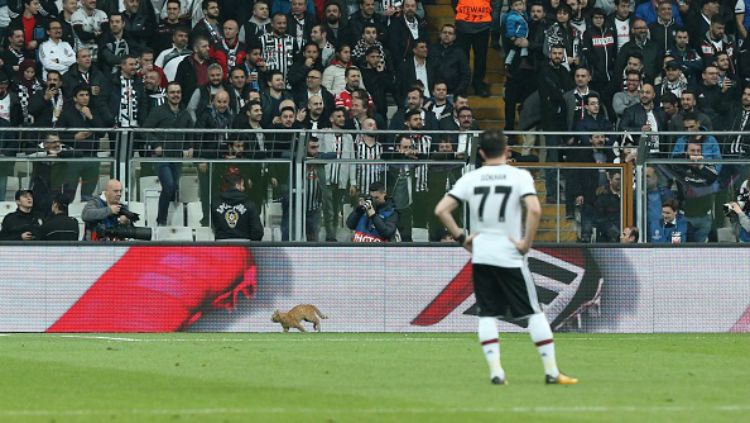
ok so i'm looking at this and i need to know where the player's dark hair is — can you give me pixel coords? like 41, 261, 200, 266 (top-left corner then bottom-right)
478, 130, 508, 159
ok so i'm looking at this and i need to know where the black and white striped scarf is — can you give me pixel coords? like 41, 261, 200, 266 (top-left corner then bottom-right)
119, 77, 138, 127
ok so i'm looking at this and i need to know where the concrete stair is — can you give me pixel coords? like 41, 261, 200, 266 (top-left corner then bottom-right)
424, 0, 506, 130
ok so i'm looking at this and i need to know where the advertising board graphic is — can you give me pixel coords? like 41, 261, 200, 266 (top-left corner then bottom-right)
0, 246, 748, 333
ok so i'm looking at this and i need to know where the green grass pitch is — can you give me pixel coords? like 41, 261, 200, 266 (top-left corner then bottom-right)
0, 333, 748, 422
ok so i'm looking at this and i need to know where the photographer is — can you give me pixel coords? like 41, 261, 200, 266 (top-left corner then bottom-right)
81, 179, 138, 241
345, 181, 398, 242
727, 178, 750, 243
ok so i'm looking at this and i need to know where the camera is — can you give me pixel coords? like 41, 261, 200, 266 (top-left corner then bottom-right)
724, 203, 735, 218
101, 225, 153, 241
117, 205, 141, 223
359, 195, 373, 210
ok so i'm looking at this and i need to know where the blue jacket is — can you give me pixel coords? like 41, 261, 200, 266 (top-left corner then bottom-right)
345, 198, 399, 242
647, 187, 674, 230
503, 11, 528, 39
634, 3, 683, 27
649, 214, 688, 243
671, 132, 722, 173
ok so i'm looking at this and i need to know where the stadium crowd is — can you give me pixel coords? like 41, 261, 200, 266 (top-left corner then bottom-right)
0, 0, 748, 243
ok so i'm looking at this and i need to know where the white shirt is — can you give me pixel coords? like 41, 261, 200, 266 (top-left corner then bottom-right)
615, 17, 630, 50
448, 164, 536, 267
414, 58, 429, 93
0, 95, 11, 122
38, 39, 76, 79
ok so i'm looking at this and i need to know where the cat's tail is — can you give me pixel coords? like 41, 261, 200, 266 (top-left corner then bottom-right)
312, 305, 328, 319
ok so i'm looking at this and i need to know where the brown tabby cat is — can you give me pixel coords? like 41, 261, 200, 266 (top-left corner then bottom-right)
271, 304, 328, 332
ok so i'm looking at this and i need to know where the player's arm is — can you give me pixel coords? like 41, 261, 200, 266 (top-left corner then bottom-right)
435, 195, 473, 250
511, 194, 541, 255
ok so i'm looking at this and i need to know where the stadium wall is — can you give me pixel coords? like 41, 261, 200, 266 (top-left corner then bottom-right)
0, 245, 748, 333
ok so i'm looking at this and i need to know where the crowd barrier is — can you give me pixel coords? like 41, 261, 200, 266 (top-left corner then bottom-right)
1, 244, 747, 333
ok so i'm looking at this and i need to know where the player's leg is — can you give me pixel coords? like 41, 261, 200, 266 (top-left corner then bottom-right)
478, 317, 506, 385
521, 266, 578, 385
473, 264, 507, 385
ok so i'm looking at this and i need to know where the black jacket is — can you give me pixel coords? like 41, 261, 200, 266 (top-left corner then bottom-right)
398, 57, 438, 102
39, 213, 80, 240
212, 189, 263, 240
387, 15, 428, 70
582, 25, 617, 84
0, 209, 41, 240
62, 66, 113, 125
429, 42, 471, 95
56, 103, 107, 155
175, 56, 218, 107
537, 62, 574, 130
141, 103, 194, 156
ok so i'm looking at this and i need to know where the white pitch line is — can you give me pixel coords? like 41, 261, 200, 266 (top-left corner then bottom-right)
58, 335, 139, 342
0, 405, 749, 417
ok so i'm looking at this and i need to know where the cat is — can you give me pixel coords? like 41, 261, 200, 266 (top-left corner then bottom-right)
271, 304, 328, 332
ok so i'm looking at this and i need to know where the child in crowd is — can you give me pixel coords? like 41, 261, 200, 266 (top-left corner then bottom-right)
503, 0, 529, 67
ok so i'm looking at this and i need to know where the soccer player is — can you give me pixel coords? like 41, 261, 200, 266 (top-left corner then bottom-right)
434, 130, 578, 386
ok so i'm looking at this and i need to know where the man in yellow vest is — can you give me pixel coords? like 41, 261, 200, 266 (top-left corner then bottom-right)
453, 0, 499, 97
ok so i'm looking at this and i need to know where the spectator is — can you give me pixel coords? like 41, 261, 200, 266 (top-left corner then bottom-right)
385, 134, 418, 242
8, 0, 45, 55
254, 12, 297, 86
348, 93, 384, 129
319, 106, 356, 241
287, 0, 317, 49
616, 18, 662, 83
186, 62, 226, 121
175, 35, 215, 106
725, 86, 750, 157
430, 23, 470, 97
211, 172, 264, 240
13, 59, 43, 126
543, 3, 579, 71
320, 1, 350, 47
538, 44, 574, 202
686, 0, 720, 46
668, 90, 713, 134
618, 83, 666, 153
348, 0, 385, 43
503, 0, 529, 68
303, 135, 325, 241
668, 141, 719, 242
39, 193, 79, 240
568, 132, 615, 241
231, 100, 269, 209
648, 198, 687, 243
575, 93, 612, 144
334, 65, 372, 109
191, 0, 222, 46
607, 0, 633, 51
38, 19, 75, 79
727, 177, 750, 242
154, 0, 190, 54
211, 19, 247, 76
616, 51, 644, 90
28, 69, 63, 127
699, 15, 735, 72
665, 29, 702, 83
0, 189, 40, 240
645, 165, 673, 230
346, 180, 398, 242
269, 105, 302, 240
98, 13, 134, 76
593, 169, 622, 242
619, 225, 639, 243
141, 81, 194, 226
310, 23, 336, 66
109, 54, 145, 128
226, 67, 249, 114
351, 23, 388, 69
425, 80, 451, 121
261, 70, 294, 126
715, 51, 736, 88
387, 0, 427, 70
28, 133, 77, 213
122, 0, 157, 53
453, 0, 493, 96
360, 45, 392, 120
154, 25, 191, 69
636, 0, 682, 27
142, 68, 166, 116
582, 8, 616, 113
322, 43, 354, 94
694, 64, 731, 132
398, 39, 435, 103
1, 28, 31, 77
660, 91, 679, 126
287, 42, 324, 91
389, 85, 439, 139
671, 112, 722, 173
353, 116, 385, 185
440, 105, 476, 158
647, 0, 681, 53
295, 68, 335, 119
57, 85, 106, 200
63, 48, 112, 125
239, 45, 266, 92
655, 60, 687, 99
81, 179, 135, 240
241, 0, 271, 45
564, 67, 601, 131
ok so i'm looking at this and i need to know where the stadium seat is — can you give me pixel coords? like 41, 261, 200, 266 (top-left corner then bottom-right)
155, 226, 194, 241
77, 219, 85, 241
0, 201, 16, 219
194, 227, 214, 241
20, 176, 30, 190
68, 202, 85, 219
139, 176, 161, 202
412, 228, 429, 242
717, 227, 736, 243
185, 201, 204, 227
145, 199, 183, 227
179, 175, 200, 203
4, 176, 19, 201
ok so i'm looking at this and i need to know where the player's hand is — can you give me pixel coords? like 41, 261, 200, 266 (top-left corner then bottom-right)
509, 236, 531, 255
461, 233, 478, 253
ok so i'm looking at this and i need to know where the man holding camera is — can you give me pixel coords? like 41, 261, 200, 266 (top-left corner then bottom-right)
81, 179, 137, 241
345, 181, 398, 242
